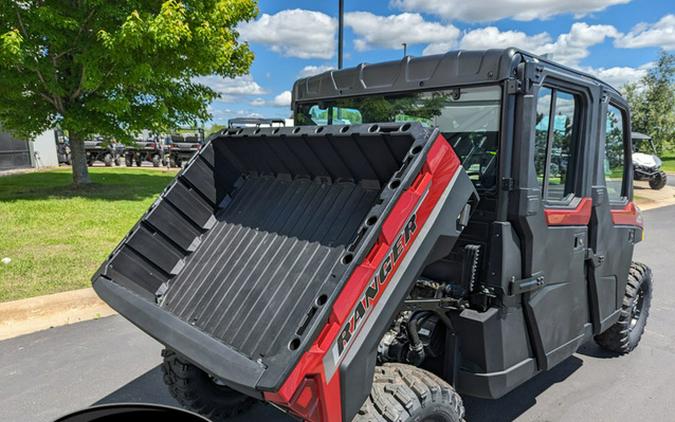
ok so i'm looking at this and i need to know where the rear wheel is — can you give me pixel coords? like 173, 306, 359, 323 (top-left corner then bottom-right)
161, 349, 257, 421
649, 171, 667, 190
353, 363, 465, 422
125, 156, 133, 167
595, 262, 652, 354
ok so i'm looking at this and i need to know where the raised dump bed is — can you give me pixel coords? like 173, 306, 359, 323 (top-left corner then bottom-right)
93, 122, 475, 395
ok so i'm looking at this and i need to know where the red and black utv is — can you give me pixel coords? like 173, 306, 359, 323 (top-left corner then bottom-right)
93, 49, 652, 422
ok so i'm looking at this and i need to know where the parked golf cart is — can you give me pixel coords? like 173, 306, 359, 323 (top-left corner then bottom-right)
124, 135, 165, 167
84, 137, 123, 167
94, 49, 651, 422
632, 131, 667, 189
54, 129, 71, 166
227, 117, 286, 129
163, 128, 205, 168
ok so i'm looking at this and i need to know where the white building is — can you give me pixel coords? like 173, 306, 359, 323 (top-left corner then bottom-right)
0, 129, 59, 171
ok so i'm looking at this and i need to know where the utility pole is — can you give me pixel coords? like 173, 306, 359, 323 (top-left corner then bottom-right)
338, 0, 344, 69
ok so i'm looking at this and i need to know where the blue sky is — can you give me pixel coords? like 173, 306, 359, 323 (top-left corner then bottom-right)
205, 0, 675, 125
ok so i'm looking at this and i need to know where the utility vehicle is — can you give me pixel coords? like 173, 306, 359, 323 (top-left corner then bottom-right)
93, 49, 652, 422
227, 117, 287, 128
54, 129, 71, 166
124, 135, 165, 167
164, 128, 205, 168
85, 137, 122, 167
631, 131, 667, 189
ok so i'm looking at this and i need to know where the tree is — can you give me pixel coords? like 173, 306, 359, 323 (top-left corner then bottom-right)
0, 0, 257, 185
206, 123, 227, 136
623, 50, 675, 154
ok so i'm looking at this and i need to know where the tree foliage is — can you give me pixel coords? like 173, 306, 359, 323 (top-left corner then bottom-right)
0, 0, 257, 184
623, 50, 675, 154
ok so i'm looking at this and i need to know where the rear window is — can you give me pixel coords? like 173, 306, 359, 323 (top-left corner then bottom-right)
295, 86, 502, 191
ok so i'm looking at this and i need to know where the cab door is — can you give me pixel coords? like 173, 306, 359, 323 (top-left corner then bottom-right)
510, 70, 597, 371
587, 93, 641, 334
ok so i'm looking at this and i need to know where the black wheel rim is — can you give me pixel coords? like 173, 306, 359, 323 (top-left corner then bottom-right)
629, 283, 647, 331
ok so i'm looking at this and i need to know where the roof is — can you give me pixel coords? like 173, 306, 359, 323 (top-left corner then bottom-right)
292, 48, 622, 105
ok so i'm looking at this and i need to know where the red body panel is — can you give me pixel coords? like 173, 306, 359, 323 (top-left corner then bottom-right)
544, 197, 592, 226
610, 201, 643, 227
264, 135, 462, 422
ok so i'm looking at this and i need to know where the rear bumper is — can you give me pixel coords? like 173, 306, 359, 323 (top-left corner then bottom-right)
93, 277, 265, 397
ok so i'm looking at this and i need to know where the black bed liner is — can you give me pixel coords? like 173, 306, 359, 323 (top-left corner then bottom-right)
93, 122, 441, 393
162, 175, 379, 358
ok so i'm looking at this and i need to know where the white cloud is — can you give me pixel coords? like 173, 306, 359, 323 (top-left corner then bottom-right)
537, 23, 620, 66
196, 75, 265, 102
459, 27, 551, 51
454, 22, 620, 66
390, 0, 630, 22
247, 91, 292, 108
615, 14, 675, 50
238, 9, 336, 59
345, 12, 459, 52
583, 63, 650, 88
272, 91, 292, 107
298, 65, 334, 78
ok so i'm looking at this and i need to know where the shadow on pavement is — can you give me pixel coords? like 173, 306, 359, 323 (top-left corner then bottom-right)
574, 341, 621, 359
94, 366, 292, 421
94, 357, 583, 422
463, 355, 583, 422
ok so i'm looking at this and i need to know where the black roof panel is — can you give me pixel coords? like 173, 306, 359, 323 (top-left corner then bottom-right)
292, 48, 621, 105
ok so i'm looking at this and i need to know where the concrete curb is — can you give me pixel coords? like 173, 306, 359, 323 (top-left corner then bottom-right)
0, 288, 116, 341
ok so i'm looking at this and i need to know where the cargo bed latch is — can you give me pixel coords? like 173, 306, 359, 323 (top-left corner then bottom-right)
509, 273, 544, 295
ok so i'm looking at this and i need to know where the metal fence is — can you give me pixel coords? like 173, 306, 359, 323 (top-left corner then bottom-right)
0, 132, 32, 170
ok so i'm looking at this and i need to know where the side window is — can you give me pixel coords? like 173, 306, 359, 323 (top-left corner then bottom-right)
547, 92, 577, 201
535, 88, 553, 191
533, 86, 580, 202
604, 104, 626, 200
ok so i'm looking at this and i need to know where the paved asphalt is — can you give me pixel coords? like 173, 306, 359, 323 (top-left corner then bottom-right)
2, 205, 675, 422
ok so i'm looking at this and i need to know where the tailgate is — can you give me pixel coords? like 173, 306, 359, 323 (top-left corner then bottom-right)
93, 122, 475, 395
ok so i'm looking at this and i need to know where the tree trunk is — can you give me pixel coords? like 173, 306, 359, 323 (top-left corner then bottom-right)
68, 132, 92, 186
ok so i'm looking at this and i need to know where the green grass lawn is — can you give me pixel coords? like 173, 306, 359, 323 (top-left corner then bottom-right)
0, 167, 177, 302
661, 154, 675, 173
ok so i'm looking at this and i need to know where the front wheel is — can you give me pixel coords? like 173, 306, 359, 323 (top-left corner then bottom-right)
354, 363, 465, 422
103, 153, 113, 167
649, 171, 667, 190
161, 349, 257, 421
595, 262, 653, 354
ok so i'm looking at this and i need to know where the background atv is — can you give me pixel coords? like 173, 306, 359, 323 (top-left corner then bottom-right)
93, 49, 651, 422
55, 129, 71, 166
632, 131, 667, 189
84, 137, 122, 167
227, 117, 286, 129
163, 128, 205, 168
124, 136, 165, 167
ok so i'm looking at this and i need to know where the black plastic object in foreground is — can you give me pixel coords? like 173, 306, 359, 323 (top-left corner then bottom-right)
54, 403, 210, 422
93, 122, 438, 393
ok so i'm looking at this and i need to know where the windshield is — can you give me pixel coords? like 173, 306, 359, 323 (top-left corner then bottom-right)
295, 85, 502, 191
